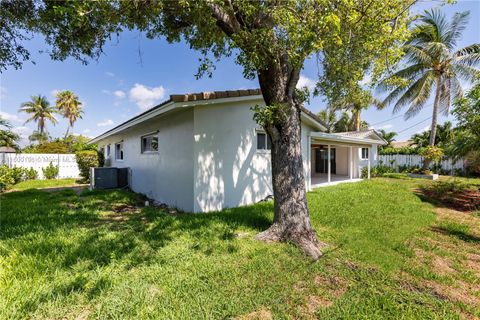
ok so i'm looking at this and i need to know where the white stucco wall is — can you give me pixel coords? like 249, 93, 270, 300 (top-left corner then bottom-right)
193, 100, 314, 213
193, 99, 270, 212
357, 144, 379, 177
97, 109, 194, 212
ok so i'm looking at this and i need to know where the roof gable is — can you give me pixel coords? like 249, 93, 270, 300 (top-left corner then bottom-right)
90, 88, 326, 143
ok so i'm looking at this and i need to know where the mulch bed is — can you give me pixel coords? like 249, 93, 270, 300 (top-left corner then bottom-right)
420, 188, 480, 212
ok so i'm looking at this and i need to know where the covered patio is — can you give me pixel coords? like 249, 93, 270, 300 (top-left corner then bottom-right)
306, 131, 382, 190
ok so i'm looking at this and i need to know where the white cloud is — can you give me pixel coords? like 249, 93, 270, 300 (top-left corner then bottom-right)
296, 75, 316, 91
378, 124, 393, 130
50, 89, 61, 97
11, 126, 33, 147
105, 72, 115, 77
83, 128, 91, 134
97, 119, 114, 127
416, 125, 430, 134
129, 83, 166, 110
114, 90, 126, 99
0, 86, 6, 100
0, 111, 24, 123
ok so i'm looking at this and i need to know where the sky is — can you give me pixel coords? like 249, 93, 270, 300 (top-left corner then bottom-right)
0, 0, 479, 146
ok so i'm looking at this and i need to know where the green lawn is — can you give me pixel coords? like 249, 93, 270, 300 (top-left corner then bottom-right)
11, 178, 84, 191
1, 178, 479, 319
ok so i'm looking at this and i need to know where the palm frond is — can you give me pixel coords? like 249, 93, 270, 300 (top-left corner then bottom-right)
394, 71, 435, 115
451, 64, 480, 82
444, 11, 470, 49
404, 45, 433, 66
454, 43, 480, 67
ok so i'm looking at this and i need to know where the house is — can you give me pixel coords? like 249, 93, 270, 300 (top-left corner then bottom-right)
0, 146, 16, 153
391, 141, 414, 148
91, 89, 386, 213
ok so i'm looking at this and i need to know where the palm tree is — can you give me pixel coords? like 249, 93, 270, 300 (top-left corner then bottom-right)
378, 9, 480, 151
19, 95, 58, 134
28, 130, 49, 145
0, 116, 12, 129
317, 109, 337, 133
378, 129, 397, 147
0, 129, 20, 150
333, 88, 383, 131
411, 121, 455, 148
55, 90, 83, 138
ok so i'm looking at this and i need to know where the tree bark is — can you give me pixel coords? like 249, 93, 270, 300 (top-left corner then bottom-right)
254, 62, 324, 260
423, 76, 441, 170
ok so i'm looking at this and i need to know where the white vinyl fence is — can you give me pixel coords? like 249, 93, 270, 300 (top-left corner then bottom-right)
0, 153, 80, 179
378, 154, 465, 174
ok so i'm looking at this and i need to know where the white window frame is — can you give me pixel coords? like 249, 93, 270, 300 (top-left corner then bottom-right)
105, 145, 111, 158
115, 142, 124, 161
361, 147, 369, 160
141, 132, 159, 154
256, 130, 272, 152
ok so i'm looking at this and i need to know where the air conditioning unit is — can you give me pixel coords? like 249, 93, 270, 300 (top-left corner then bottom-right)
90, 167, 130, 189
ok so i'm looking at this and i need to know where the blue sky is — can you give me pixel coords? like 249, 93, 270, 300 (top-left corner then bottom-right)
0, 0, 479, 146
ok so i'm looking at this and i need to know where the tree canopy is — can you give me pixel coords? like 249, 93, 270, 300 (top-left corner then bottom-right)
1, 0, 413, 104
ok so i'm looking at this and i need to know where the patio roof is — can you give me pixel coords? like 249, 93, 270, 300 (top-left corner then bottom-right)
310, 130, 387, 145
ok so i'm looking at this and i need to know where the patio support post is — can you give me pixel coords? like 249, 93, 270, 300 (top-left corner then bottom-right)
307, 135, 311, 191
327, 144, 331, 184
367, 147, 371, 179
349, 146, 353, 180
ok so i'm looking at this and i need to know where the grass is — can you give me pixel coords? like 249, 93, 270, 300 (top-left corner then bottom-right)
11, 178, 83, 191
1, 178, 479, 319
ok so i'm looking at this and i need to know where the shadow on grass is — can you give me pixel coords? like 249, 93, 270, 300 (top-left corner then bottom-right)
1, 188, 273, 269
430, 226, 480, 243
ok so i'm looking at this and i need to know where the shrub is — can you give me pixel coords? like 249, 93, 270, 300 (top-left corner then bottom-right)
379, 146, 418, 155
11, 167, 27, 184
0, 165, 15, 192
419, 146, 444, 164
76, 150, 100, 182
26, 167, 38, 180
398, 164, 421, 173
361, 164, 395, 178
42, 162, 59, 179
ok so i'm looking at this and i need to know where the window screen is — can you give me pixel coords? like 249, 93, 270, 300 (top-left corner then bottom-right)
141, 133, 158, 153
115, 142, 124, 160
257, 132, 272, 150
361, 147, 369, 160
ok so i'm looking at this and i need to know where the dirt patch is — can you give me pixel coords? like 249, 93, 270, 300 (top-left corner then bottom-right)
306, 295, 332, 311
313, 275, 348, 298
112, 204, 141, 214
464, 253, 480, 277
423, 280, 480, 306
419, 187, 480, 212
431, 256, 455, 276
235, 308, 272, 320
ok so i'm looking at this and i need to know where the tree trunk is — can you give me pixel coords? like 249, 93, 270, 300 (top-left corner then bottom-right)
423, 77, 441, 170
354, 108, 361, 131
64, 125, 70, 139
254, 63, 324, 260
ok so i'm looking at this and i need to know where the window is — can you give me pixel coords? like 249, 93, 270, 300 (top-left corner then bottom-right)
106, 145, 111, 157
361, 147, 369, 160
141, 133, 158, 153
256, 132, 272, 150
115, 142, 124, 160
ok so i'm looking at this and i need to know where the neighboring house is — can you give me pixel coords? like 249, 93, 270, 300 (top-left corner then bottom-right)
0, 146, 16, 153
91, 89, 386, 213
391, 141, 414, 148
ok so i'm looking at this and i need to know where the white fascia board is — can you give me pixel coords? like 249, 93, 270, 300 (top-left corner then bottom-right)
90, 101, 176, 143
301, 113, 327, 131
310, 132, 387, 145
